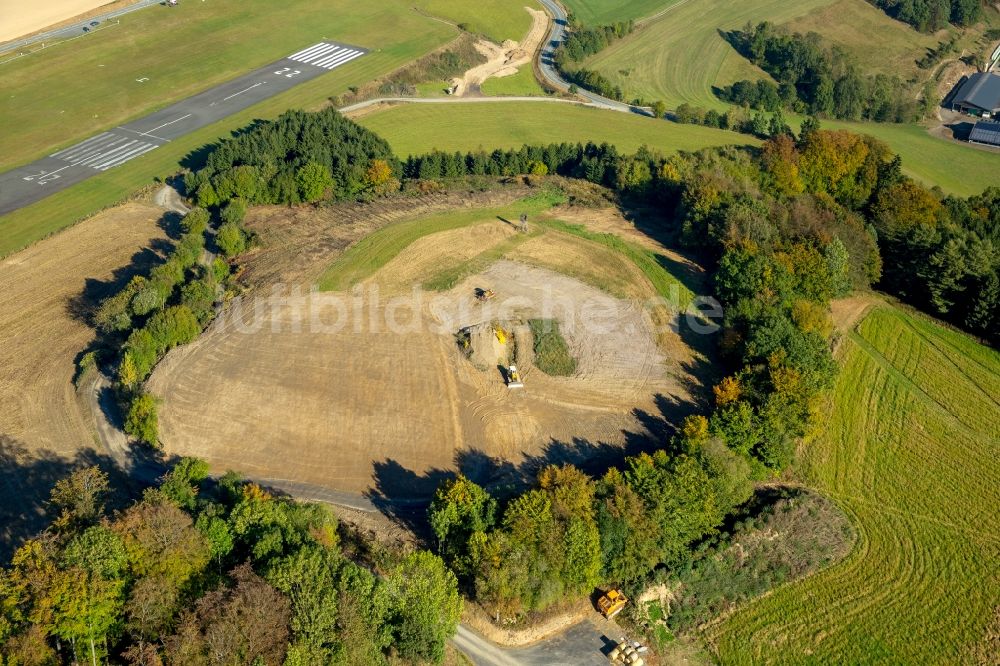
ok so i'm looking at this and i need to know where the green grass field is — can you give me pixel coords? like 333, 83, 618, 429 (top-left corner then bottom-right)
0, 0, 460, 257
413, 0, 536, 42
584, 0, 836, 109
818, 119, 1000, 197
317, 191, 565, 291
584, 0, 933, 108
575, 0, 997, 197
561, 0, 679, 25
711, 305, 1000, 663
783, 0, 937, 81
357, 101, 759, 156
480, 66, 548, 96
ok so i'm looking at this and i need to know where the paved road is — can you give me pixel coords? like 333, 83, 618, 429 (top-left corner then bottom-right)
0, 0, 162, 54
454, 620, 618, 666
0, 40, 366, 215
535, 0, 651, 116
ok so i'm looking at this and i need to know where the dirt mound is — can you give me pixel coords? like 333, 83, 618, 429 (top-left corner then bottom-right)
462, 321, 511, 370
450, 7, 547, 96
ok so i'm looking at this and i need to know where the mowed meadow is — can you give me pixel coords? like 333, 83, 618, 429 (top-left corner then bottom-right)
583, 0, 932, 109
710, 305, 1000, 663
562, 0, 679, 25
356, 101, 759, 155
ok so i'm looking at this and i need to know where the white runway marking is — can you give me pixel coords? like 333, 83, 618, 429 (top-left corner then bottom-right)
288, 42, 364, 70
222, 81, 265, 101
50, 132, 159, 171
141, 113, 192, 137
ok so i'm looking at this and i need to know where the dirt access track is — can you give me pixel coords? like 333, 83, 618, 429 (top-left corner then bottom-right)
149, 201, 703, 499
450, 6, 547, 96
0, 203, 168, 551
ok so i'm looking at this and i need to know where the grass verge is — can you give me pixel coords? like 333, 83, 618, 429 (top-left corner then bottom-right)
710, 305, 1000, 663
357, 101, 759, 156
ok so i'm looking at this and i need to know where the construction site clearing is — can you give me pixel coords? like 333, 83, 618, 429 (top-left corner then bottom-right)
148, 210, 702, 499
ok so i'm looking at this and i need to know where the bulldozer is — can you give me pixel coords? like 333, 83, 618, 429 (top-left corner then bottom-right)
597, 588, 628, 620
475, 288, 496, 302
506, 364, 524, 389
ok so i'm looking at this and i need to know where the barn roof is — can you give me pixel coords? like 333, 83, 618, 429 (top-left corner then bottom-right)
969, 120, 1000, 147
953, 73, 1000, 113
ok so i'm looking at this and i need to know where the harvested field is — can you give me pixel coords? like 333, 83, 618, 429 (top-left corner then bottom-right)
149, 202, 703, 499
0, 0, 131, 43
711, 305, 1000, 663
0, 203, 167, 555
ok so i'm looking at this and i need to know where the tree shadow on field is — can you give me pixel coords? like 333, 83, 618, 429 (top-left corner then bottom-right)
365, 386, 709, 531
365, 459, 450, 538
0, 435, 157, 564
179, 119, 269, 172
64, 210, 177, 327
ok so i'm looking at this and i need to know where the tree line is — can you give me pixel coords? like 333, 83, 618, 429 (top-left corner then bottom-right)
552, 16, 635, 103
869, 0, 983, 32
89, 207, 227, 448
721, 22, 927, 122
0, 461, 462, 665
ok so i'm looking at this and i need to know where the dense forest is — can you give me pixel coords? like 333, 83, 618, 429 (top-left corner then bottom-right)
721, 22, 926, 122
0, 462, 462, 665
182, 108, 400, 208
869, 0, 983, 31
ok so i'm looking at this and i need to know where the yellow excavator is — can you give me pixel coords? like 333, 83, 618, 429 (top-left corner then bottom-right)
597, 588, 628, 620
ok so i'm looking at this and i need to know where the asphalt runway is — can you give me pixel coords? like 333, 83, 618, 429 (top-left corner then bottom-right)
0, 40, 366, 216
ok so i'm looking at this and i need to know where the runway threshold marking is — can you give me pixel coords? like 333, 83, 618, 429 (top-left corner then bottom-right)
288, 42, 365, 70
50, 132, 160, 171
1, 39, 370, 214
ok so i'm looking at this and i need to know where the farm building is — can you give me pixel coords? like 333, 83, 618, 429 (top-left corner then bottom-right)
969, 120, 1000, 148
950, 72, 1000, 118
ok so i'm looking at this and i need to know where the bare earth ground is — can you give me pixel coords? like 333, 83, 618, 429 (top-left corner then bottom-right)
0, 0, 140, 43
0, 203, 167, 552
451, 7, 547, 96
150, 198, 700, 500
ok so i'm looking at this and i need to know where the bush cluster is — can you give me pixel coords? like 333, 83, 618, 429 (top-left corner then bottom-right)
552, 16, 634, 101
91, 207, 226, 446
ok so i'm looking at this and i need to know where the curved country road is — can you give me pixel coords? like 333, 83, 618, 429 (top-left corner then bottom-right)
534, 0, 651, 116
